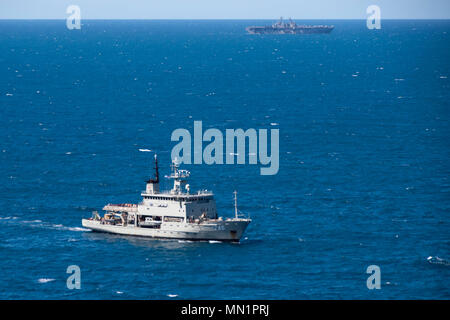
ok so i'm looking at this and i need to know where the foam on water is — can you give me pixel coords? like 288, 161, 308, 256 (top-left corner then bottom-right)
37, 278, 55, 284
1, 217, 90, 232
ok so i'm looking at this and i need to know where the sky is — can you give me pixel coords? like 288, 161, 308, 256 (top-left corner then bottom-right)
1, 0, 449, 19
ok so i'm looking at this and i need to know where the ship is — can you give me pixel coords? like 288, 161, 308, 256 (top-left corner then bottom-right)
246, 17, 334, 34
82, 155, 251, 242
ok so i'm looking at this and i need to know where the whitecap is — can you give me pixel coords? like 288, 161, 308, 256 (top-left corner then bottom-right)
67, 227, 90, 232
427, 256, 450, 266
51, 224, 90, 232
139, 148, 152, 152
167, 294, 178, 298
37, 278, 55, 283
209, 240, 222, 244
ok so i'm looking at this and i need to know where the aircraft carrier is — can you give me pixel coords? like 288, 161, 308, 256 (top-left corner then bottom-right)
246, 17, 334, 34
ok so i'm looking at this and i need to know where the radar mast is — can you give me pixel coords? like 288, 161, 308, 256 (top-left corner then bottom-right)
167, 158, 190, 194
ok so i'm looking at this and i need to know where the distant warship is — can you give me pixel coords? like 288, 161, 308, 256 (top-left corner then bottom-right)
246, 17, 334, 34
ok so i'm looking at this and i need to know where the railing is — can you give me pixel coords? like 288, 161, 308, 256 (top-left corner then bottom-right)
141, 191, 213, 196
103, 203, 138, 212
106, 203, 137, 208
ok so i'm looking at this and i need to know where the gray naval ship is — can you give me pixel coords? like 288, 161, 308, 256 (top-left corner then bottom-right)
82, 155, 251, 242
246, 17, 334, 34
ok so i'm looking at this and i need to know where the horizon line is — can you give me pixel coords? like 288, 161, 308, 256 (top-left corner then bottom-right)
0, 18, 449, 21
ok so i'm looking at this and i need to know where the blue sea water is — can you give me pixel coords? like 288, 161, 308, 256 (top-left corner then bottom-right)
0, 20, 449, 299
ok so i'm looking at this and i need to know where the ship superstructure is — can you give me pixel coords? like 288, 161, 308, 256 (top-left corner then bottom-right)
246, 17, 334, 34
82, 155, 251, 242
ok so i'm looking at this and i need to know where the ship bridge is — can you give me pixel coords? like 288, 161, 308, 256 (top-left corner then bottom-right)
138, 157, 217, 220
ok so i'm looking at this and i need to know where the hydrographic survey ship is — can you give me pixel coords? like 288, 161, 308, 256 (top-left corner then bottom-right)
82, 155, 251, 242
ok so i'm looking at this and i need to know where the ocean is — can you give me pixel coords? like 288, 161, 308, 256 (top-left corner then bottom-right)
0, 20, 449, 299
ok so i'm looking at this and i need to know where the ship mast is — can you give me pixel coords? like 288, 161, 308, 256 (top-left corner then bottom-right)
167, 159, 190, 194
147, 153, 159, 184
234, 190, 238, 219
145, 153, 160, 194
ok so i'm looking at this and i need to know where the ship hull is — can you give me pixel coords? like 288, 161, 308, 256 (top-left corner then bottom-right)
246, 26, 334, 34
82, 218, 250, 242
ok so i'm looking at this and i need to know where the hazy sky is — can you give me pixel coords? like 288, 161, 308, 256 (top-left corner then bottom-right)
1, 0, 449, 19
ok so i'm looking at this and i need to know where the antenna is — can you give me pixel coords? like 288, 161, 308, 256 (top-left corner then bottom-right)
234, 190, 238, 219
171, 158, 178, 174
